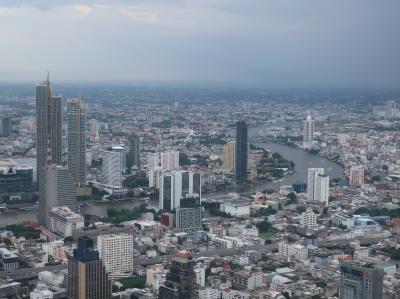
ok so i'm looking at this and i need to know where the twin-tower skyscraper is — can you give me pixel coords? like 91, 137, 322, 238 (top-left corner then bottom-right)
36, 74, 86, 226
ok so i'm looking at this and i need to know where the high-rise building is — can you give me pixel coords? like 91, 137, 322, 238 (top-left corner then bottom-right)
223, 140, 235, 174
301, 207, 317, 228
0, 116, 12, 137
235, 121, 248, 182
101, 147, 125, 189
159, 251, 197, 299
97, 234, 134, 279
385, 100, 397, 120
303, 113, 314, 148
146, 153, 160, 170
176, 196, 202, 231
148, 167, 163, 189
315, 174, 329, 205
161, 150, 180, 170
88, 119, 99, 140
67, 97, 86, 187
159, 170, 201, 211
68, 236, 111, 299
194, 264, 206, 287
129, 135, 140, 169
38, 165, 77, 227
307, 168, 329, 205
349, 166, 364, 187
339, 262, 384, 299
36, 74, 62, 187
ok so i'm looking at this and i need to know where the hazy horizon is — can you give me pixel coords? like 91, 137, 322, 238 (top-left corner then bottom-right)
1, 0, 400, 88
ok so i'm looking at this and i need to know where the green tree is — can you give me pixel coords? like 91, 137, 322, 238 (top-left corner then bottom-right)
256, 220, 273, 233
123, 176, 148, 188
371, 175, 381, 182
179, 153, 191, 166
286, 192, 297, 201
263, 188, 275, 194
296, 205, 306, 213
257, 206, 277, 216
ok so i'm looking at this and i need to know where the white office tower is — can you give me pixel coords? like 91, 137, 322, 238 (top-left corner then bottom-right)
146, 153, 160, 170
159, 170, 201, 211
148, 167, 163, 188
161, 150, 179, 170
349, 166, 364, 187
301, 207, 317, 228
307, 168, 324, 201
97, 234, 134, 279
101, 147, 125, 189
194, 265, 206, 287
314, 174, 329, 206
38, 165, 77, 227
303, 112, 314, 149
88, 119, 99, 140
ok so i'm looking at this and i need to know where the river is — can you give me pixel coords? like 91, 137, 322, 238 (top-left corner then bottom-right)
203, 125, 343, 198
0, 125, 343, 225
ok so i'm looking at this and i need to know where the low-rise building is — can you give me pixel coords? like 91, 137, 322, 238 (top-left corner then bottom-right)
49, 207, 84, 237
0, 248, 19, 270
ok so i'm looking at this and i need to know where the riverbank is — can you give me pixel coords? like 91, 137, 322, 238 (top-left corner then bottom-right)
1, 126, 344, 225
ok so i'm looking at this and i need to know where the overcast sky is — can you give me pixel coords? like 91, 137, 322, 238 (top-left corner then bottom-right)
0, 0, 399, 88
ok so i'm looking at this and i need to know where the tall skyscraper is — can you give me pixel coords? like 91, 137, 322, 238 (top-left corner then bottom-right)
159, 170, 201, 211
339, 262, 384, 299
88, 119, 99, 140
307, 168, 325, 201
38, 165, 77, 227
315, 174, 329, 205
68, 236, 111, 299
148, 167, 163, 188
36, 74, 62, 187
101, 147, 125, 189
235, 121, 248, 182
223, 140, 235, 174
0, 116, 12, 137
97, 234, 134, 279
67, 97, 86, 187
147, 153, 160, 170
385, 100, 397, 120
349, 166, 364, 187
129, 135, 140, 169
307, 168, 329, 205
159, 251, 197, 299
303, 113, 314, 148
176, 196, 202, 231
161, 150, 180, 170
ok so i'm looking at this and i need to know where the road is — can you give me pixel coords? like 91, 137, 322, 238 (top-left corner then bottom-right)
0, 237, 385, 280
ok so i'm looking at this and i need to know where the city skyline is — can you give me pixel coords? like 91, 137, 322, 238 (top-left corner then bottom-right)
1, 2, 400, 297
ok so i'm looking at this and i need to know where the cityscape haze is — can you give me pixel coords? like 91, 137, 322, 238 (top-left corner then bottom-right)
0, 1, 400, 299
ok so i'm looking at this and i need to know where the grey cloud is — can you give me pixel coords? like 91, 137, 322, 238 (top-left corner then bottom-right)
0, 0, 399, 88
